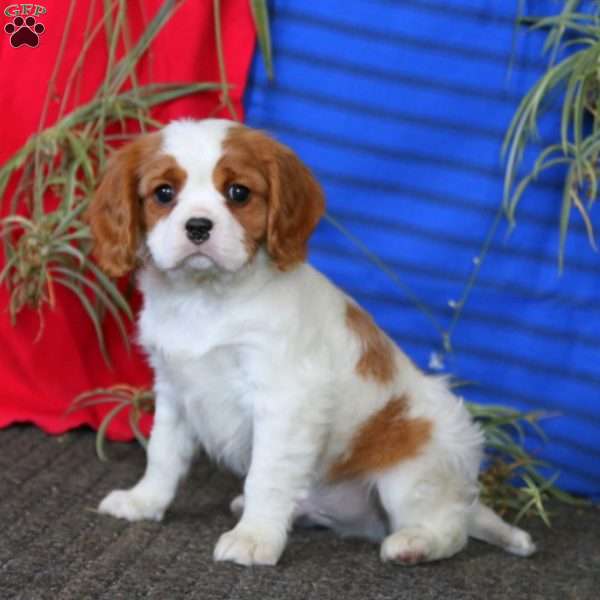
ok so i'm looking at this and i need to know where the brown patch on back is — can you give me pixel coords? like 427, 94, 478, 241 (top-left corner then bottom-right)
214, 125, 325, 269
328, 395, 433, 481
346, 302, 396, 383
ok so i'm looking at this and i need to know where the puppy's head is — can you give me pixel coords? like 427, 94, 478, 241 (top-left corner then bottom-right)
87, 119, 325, 277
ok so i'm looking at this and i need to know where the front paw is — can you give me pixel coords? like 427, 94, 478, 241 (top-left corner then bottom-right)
98, 489, 166, 522
214, 522, 286, 566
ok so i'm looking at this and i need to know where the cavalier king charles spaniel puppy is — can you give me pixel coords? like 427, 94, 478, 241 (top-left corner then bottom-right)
88, 119, 535, 566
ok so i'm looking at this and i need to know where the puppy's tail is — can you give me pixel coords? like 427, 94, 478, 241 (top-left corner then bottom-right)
467, 501, 537, 556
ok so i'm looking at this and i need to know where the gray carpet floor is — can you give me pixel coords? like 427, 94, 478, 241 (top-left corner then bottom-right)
1, 425, 599, 600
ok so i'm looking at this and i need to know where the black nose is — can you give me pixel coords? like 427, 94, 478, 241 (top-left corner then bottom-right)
185, 217, 213, 244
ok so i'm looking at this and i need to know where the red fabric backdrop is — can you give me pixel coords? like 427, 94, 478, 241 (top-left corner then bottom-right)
0, 0, 256, 439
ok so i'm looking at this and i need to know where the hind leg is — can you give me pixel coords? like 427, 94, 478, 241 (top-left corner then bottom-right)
376, 460, 475, 564
468, 501, 536, 556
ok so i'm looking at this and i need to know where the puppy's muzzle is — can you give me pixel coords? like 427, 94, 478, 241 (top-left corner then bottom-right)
185, 217, 213, 244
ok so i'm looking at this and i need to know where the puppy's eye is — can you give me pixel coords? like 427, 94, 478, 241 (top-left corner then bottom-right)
154, 184, 175, 205
227, 184, 250, 205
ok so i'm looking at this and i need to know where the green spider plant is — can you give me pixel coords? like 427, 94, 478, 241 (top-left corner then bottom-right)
468, 402, 587, 524
504, 1, 600, 271
70, 384, 155, 461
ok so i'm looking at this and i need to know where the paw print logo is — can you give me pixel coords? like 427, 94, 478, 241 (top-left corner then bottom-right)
4, 15, 45, 48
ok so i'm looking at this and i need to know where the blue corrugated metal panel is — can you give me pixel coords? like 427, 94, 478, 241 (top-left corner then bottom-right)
243, 0, 600, 498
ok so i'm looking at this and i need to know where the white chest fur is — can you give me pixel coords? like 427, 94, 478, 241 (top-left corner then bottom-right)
136, 266, 272, 475
152, 344, 254, 475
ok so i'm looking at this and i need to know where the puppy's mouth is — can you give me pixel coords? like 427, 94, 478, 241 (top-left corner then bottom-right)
143, 239, 241, 275
176, 250, 219, 272
143, 245, 220, 274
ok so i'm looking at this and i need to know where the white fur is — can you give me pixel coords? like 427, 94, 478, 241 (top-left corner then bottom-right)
98, 119, 536, 566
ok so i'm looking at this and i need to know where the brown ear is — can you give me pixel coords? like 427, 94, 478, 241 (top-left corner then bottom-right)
266, 143, 325, 271
86, 135, 158, 277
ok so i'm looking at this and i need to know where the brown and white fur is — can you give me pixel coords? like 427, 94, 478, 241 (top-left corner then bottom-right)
88, 118, 536, 566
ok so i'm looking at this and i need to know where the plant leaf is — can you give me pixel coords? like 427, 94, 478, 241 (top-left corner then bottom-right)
250, 0, 273, 79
